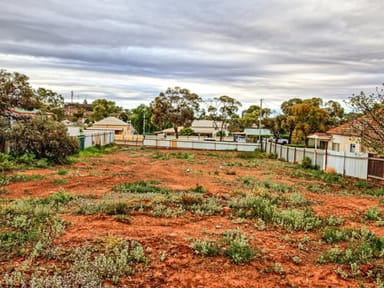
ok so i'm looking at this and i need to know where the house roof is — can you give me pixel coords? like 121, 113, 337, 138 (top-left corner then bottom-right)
92, 117, 129, 127
327, 120, 360, 137
307, 132, 332, 141
191, 120, 224, 129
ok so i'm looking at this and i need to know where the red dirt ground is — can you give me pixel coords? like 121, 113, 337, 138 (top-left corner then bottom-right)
2, 148, 384, 287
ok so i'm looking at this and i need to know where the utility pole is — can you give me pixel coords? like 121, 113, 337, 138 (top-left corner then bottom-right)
143, 114, 146, 136
258, 98, 263, 144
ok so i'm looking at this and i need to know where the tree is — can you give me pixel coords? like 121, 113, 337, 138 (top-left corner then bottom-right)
0, 69, 39, 114
280, 98, 303, 144
291, 101, 328, 146
130, 104, 157, 134
7, 116, 79, 163
36, 87, 65, 120
239, 105, 271, 129
208, 95, 241, 141
325, 100, 345, 128
89, 99, 123, 122
348, 85, 384, 155
150, 87, 201, 139
263, 114, 286, 140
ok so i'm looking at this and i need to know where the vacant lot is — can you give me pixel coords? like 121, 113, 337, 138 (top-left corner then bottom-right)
1, 146, 384, 287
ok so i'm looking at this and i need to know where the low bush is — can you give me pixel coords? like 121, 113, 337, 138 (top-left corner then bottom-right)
192, 238, 220, 257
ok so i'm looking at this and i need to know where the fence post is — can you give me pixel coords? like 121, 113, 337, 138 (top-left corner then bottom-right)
286, 146, 289, 162
294, 147, 296, 163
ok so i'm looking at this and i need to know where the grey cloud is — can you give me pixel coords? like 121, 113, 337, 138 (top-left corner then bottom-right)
0, 0, 383, 109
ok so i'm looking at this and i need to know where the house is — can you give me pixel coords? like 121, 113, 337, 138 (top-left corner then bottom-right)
8, 107, 54, 119
159, 120, 228, 138
87, 117, 132, 140
325, 120, 367, 153
307, 132, 332, 150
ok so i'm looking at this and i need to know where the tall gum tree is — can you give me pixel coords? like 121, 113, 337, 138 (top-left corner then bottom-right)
208, 95, 241, 141
150, 87, 201, 139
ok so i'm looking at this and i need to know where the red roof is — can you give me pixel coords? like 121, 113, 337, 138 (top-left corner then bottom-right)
327, 120, 360, 137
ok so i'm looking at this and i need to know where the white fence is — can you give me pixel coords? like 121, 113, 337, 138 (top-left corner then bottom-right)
143, 135, 260, 152
262, 140, 369, 179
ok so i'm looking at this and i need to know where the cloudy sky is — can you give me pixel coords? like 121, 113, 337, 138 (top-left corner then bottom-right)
1, 0, 383, 111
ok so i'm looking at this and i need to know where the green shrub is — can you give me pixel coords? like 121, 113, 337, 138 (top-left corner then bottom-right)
322, 227, 351, 244
192, 238, 220, 257
8, 117, 79, 163
365, 206, 382, 221
222, 230, 256, 264
319, 228, 384, 264
57, 168, 68, 175
301, 157, 313, 169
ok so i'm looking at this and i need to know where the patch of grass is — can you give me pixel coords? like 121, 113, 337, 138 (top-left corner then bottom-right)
0, 174, 46, 186
74, 144, 118, 158
113, 181, 170, 194
152, 152, 195, 161
319, 228, 384, 264
237, 149, 265, 159
52, 178, 67, 185
365, 206, 382, 221
222, 229, 256, 264
187, 183, 207, 194
1, 238, 148, 287
192, 237, 220, 257
0, 198, 67, 260
190, 197, 223, 216
57, 168, 68, 175
322, 227, 353, 244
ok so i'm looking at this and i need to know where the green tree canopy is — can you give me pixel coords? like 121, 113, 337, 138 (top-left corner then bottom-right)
36, 87, 65, 120
208, 95, 241, 141
150, 87, 201, 138
90, 99, 123, 122
7, 116, 79, 163
0, 69, 39, 113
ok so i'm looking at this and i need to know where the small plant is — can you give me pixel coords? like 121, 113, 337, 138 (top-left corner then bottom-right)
301, 157, 314, 169
322, 227, 351, 244
113, 181, 169, 194
52, 178, 67, 185
222, 229, 256, 264
188, 183, 207, 194
365, 206, 382, 221
57, 168, 68, 175
192, 238, 220, 257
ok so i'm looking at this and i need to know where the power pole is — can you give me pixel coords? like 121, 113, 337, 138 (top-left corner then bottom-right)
258, 98, 263, 144
143, 114, 146, 136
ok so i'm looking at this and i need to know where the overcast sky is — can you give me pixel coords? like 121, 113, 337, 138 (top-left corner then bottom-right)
1, 0, 383, 111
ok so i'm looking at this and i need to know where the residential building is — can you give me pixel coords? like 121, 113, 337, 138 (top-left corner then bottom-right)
87, 116, 132, 140
326, 120, 366, 153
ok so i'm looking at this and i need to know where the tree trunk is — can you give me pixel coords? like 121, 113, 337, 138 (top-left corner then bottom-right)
174, 125, 179, 139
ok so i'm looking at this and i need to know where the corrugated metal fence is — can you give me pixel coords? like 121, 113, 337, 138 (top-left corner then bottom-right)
81, 131, 114, 149
143, 135, 260, 152
262, 140, 370, 179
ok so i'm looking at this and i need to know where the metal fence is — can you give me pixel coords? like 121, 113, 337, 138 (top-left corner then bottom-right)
81, 131, 114, 149
368, 157, 384, 180
262, 140, 369, 179
143, 135, 260, 152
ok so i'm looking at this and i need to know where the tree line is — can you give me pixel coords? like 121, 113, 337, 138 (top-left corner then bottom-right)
1, 69, 383, 161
